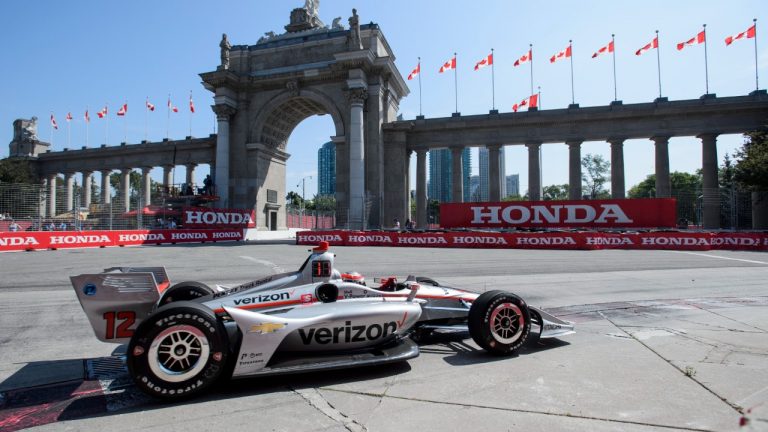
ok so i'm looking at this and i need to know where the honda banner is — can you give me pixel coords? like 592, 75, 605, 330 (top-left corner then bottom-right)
440, 198, 677, 229
182, 207, 256, 229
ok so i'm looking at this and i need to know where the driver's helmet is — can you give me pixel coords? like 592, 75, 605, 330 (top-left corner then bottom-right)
378, 276, 398, 291
341, 272, 366, 286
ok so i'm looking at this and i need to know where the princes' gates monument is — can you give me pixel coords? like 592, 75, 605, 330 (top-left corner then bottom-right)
8, 2, 768, 230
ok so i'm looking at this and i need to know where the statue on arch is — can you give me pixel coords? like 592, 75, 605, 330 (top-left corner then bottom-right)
21, 117, 39, 141
219, 33, 232, 70
348, 9, 362, 50
304, 0, 319, 18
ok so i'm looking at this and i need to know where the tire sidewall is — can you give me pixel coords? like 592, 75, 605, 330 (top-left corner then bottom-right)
159, 281, 213, 306
469, 291, 531, 355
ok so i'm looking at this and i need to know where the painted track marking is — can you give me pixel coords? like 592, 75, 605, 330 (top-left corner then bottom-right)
666, 251, 768, 265
239, 256, 285, 273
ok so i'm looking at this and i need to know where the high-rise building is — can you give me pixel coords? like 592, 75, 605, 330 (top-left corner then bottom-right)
317, 141, 335, 196
506, 174, 520, 197
478, 147, 506, 201
428, 148, 471, 202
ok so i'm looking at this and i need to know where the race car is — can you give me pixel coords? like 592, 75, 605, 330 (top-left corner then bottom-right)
70, 242, 573, 400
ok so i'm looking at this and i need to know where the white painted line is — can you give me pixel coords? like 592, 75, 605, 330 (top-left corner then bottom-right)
667, 251, 768, 265
239, 256, 285, 273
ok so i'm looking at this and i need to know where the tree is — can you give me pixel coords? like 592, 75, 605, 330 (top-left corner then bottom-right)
719, 153, 735, 190
581, 154, 611, 199
0, 159, 37, 184
502, 194, 524, 201
542, 184, 569, 201
734, 131, 768, 191
286, 191, 304, 207
312, 195, 336, 211
628, 171, 701, 199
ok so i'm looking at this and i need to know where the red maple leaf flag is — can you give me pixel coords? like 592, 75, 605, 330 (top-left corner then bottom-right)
65, 112, 73, 122
635, 36, 659, 56
474, 53, 493, 70
189, 94, 195, 113
407, 62, 420, 80
592, 40, 615, 58
168, 97, 179, 113
725, 24, 756, 46
512, 94, 539, 112
550, 44, 572, 63
50, 114, 58, 130
97, 106, 108, 118
677, 30, 706, 51
116, 104, 127, 116
439, 56, 456, 73
514, 49, 532, 67
146, 99, 155, 111
85, 110, 90, 123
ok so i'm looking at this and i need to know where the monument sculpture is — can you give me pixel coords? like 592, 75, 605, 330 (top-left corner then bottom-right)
9, 117, 48, 158
348, 9, 362, 50
219, 33, 231, 70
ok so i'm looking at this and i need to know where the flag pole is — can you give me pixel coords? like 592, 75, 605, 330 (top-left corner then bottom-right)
86, 107, 89, 147
703, 24, 710, 94
612, 34, 618, 101
656, 30, 662, 98
145, 97, 148, 142
189, 90, 193, 138
569, 40, 575, 104
67, 116, 71, 148
754, 18, 759, 91
453, 52, 458, 113
418, 57, 423, 116
491, 48, 496, 110
50, 112, 53, 148
123, 100, 128, 143
529, 43, 534, 95
166, 94, 170, 140
105, 104, 109, 146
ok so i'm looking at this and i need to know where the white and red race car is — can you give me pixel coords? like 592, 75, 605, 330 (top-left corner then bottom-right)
71, 242, 573, 400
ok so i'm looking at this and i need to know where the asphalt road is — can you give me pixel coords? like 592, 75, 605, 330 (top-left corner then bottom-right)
0, 243, 767, 431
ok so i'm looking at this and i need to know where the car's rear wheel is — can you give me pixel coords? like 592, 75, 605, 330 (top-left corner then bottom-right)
159, 281, 214, 306
468, 290, 531, 355
127, 301, 228, 400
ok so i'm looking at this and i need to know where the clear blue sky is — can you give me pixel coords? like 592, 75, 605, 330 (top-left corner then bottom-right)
1, 0, 765, 197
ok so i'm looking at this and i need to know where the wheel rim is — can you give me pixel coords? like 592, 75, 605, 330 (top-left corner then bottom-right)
489, 303, 525, 344
148, 325, 210, 383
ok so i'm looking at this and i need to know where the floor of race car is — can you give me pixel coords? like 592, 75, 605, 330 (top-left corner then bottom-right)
0, 245, 766, 431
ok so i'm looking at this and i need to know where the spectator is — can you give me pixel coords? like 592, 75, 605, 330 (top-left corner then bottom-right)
167, 219, 177, 229
59, 221, 68, 231
405, 218, 414, 230
393, 218, 400, 230
8, 220, 20, 232
202, 174, 212, 195
47, 221, 56, 231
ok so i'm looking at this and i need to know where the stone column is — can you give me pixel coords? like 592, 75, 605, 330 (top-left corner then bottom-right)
64, 173, 75, 212
212, 104, 237, 207
451, 147, 465, 202
488, 145, 502, 201
82, 171, 93, 209
48, 173, 57, 217
348, 87, 368, 229
185, 163, 197, 190
101, 170, 112, 204
141, 167, 152, 207
162, 165, 173, 191
526, 142, 542, 201
609, 139, 626, 199
567, 141, 582, 200
699, 133, 720, 229
40, 178, 48, 218
121, 168, 131, 213
652, 136, 671, 198
416, 149, 428, 229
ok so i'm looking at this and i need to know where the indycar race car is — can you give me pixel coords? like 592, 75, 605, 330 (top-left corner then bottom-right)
70, 242, 574, 400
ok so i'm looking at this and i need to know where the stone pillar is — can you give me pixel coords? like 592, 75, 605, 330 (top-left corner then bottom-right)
40, 178, 48, 218
450, 147, 465, 202
416, 149, 428, 229
488, 145, 502, 201
48, 173, 57, 217
526, 142, 542, 201
567, 141, 582, 200
652, 136, 671, 198
162, 165, 173, 191
64, 173, 75, 212
212, 105, 237, 207
101, 170, 111, 204
699, 133, 720, 229
121, 169, 131, 213
185, 163, 197, 190
609, 139, 626, 199
348, 87, 368, 229
82, 171, 93, 209
141, 167, 152, 207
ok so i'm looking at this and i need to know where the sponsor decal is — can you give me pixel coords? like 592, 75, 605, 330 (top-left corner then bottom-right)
397, 236, 448, 245
348, 234, 394, 244
640, 237, 710, 246
83, 283, 97, 296
171, 232, 208, 241
248, 322, 286, 334
452, 236, 508, 245
299, 234, 344, 243
516, 236, 576, 246
183, 207, 256, 228
118, 233, 166, 242
50, 235, 110, 245
232, 292, 290, 306
234, 276, 274, 291
585, 236, 635, 246
0, 236, 40, 246
298, 320, 397, 345
301, 293, 313, 303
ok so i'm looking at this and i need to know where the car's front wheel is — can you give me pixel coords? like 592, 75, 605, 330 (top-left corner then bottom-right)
127, 301, 229, 400
468, 290, 531, 355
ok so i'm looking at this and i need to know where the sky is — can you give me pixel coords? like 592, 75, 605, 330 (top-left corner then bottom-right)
1, 0, 765, 198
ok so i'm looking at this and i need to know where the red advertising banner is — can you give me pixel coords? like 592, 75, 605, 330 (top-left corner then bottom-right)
182, 207, 256, 229
440, 198, 677, 229
0, 229, 243, 252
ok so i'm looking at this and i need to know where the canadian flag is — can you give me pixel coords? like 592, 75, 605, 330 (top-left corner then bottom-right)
116, 104, 127, 116
592, 40, 615, 58
474, 53, 493, 71
65, 112, 73, 122
50, 114, 58, 130
512, 94, 539, 112
635, 36, 659, 56
146, 99, 155, 111
168, 97, 178, 113
439, 56, 456, 73
677, 30, 706, 51
514, 49, 532, 67
725, 24, 756, 46
407, 63, 420, 80
550, 44, 572, 63
97, 106, 108, 118
85, 110, 90, 123
189, 94, 195, 113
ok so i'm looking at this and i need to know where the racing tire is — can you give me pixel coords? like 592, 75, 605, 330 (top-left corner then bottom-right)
468, 290, 531, 356
127, 301, 229, 400
159, 281, 214, 306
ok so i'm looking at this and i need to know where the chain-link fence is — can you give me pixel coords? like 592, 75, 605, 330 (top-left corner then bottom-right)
286, 205, 336, 229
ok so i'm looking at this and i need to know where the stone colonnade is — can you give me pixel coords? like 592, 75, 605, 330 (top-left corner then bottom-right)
414, 135, 722, 229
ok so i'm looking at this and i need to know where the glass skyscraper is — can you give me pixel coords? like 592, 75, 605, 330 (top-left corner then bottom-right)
428, 148, 471, 202
478, 147, 506, 201
317, 141, 335, 196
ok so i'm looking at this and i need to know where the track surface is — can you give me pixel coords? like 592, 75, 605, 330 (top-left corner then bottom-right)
1, 243, 766, 431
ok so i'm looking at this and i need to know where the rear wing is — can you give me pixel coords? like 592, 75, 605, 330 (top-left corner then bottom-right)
70, 267, 170, 343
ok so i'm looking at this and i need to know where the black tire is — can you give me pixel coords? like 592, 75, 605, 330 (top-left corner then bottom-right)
127, 301, 229, 400
159, 281, 214, 306
468, 290, 531, 356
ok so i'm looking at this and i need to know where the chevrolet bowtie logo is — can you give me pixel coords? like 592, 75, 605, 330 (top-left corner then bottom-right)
249, 322, 286, 334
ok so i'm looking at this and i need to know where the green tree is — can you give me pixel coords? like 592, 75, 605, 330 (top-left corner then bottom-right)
581, 153, 611, 199
502, 194, 524, 201
628, 172, 702, 198
286, 191, 304, 207
542, 184, 569, 201
719, 153, 735, 190
0, 159, 37, 184
312, 195, 336, 211
734, 131, 768, 190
